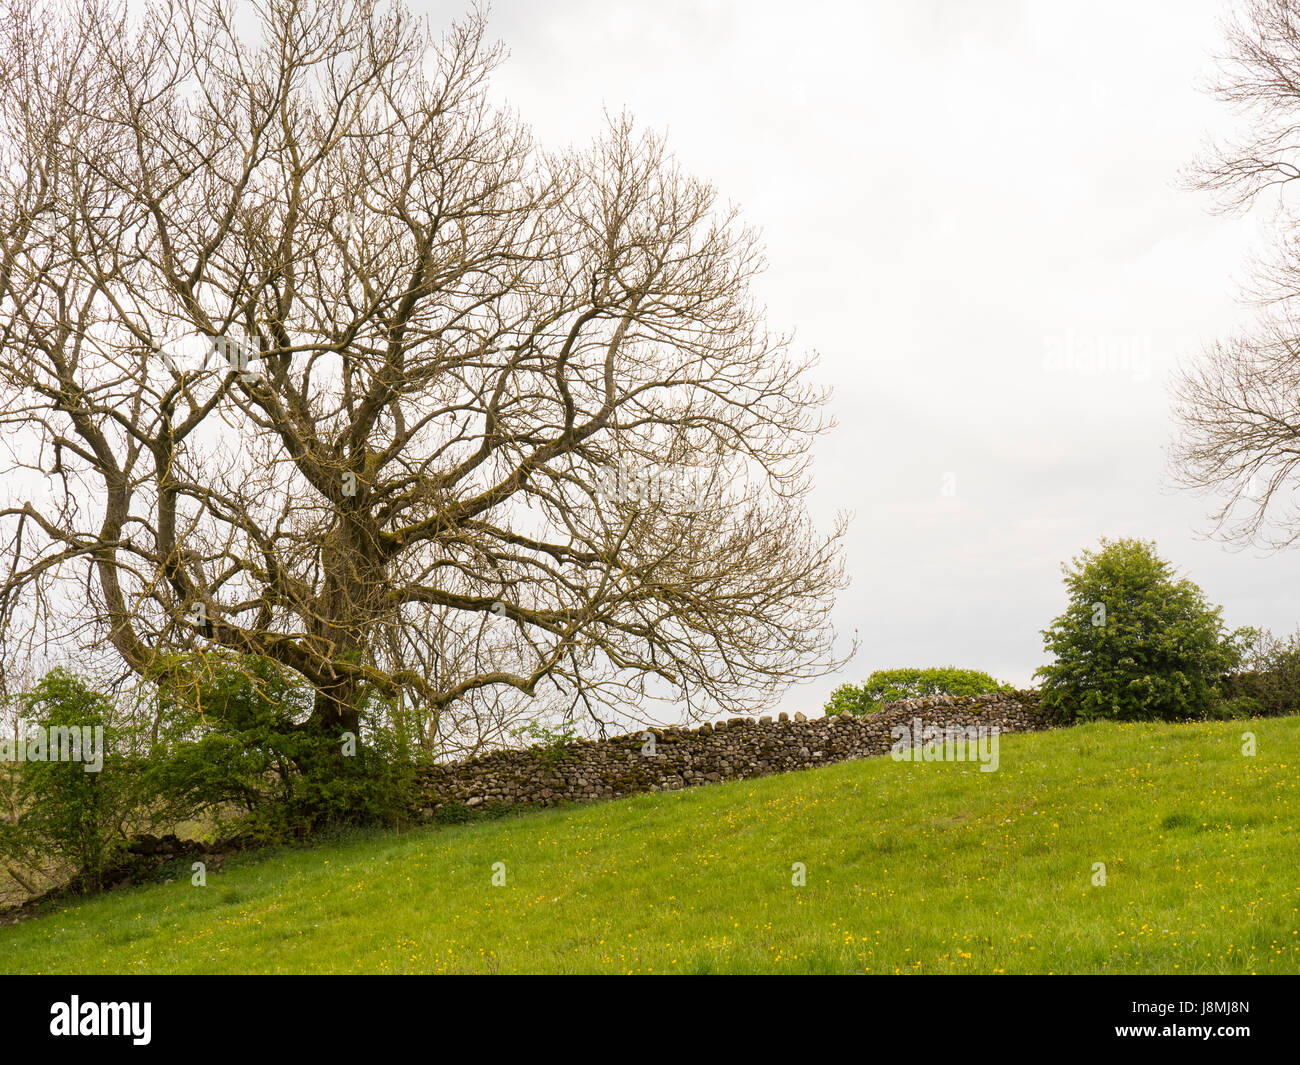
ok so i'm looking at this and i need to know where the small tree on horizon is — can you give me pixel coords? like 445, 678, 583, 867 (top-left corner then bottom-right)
824, 666, 1012, 716
1172, 0, 1300, 549
1035, 538, 1248, 722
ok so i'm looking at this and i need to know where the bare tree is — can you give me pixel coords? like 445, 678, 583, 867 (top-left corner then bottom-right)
0, 0, 848, 756
1171, 0, 1300, 548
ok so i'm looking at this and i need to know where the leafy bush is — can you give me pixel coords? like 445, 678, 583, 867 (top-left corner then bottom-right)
511, 720, 579, 765
0, 669, 142, 892
146, 652, 417, 841
143, 652, 313, 829
1035, 538, 1248, 722
1217, 628, 1300, 718
268, 723, 417, 838
1202, 695, 1264, 721
0, 657, 421, 901
824, 666, 1013, 716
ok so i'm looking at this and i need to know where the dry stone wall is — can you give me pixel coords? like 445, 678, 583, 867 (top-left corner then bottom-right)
413, 690, 1054, 817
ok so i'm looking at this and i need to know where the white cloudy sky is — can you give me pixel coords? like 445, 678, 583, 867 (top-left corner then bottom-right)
442, 0, 1300, 717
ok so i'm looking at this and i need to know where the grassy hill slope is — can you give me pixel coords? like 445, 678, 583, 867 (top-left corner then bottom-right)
1, 717, 1297, 974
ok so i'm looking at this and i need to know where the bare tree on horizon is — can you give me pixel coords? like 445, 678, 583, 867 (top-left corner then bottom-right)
1173, 0, 1300, 550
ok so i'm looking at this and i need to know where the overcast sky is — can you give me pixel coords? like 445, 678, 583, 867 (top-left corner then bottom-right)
5, 1, 1284, 720
440, 0, 1300, 717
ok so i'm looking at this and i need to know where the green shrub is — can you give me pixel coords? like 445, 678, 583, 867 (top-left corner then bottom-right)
143, 652, 313, 829
824, 666, 1013, 716
0, 669, 142, 892
146, 652, 417, 841
271, 724, 417, 838
511, 721, 579, 765
1202, 695, 1264, 721
1218, 629, 1300, 717
1035, 538, 1249, 722
0, 657, 421, 898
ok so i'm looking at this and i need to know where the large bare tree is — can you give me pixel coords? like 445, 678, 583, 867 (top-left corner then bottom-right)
0, 0, 847, 756
1172, 0, 1300, 549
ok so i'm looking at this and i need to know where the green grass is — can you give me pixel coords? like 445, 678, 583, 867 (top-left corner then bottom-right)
2, 717, 1298, 974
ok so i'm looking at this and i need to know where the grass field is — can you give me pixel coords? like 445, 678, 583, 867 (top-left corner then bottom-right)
1, 716, 1297, 974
